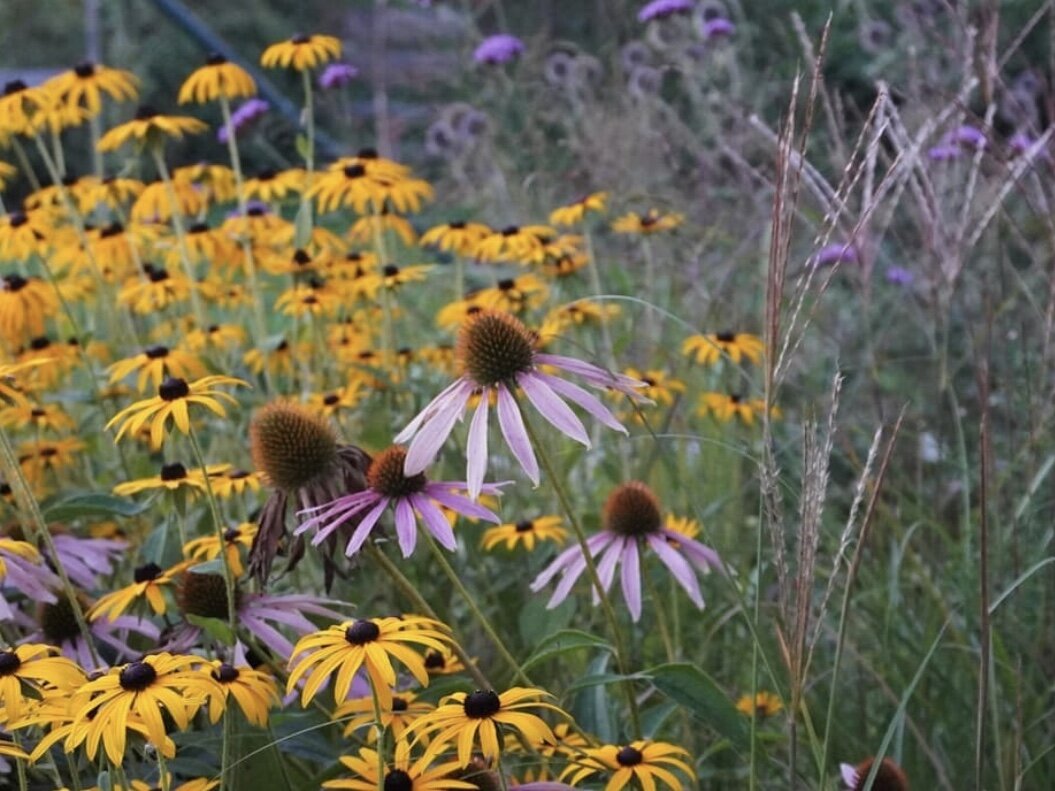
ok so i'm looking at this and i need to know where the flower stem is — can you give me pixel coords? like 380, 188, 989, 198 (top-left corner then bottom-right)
11, 734, 27, 791
157, 747, 172, 791
418, 527, 532, 686
366, 542, 492, 690
220, 708, 234, 791
518, 408, 642, 738
0, 425, 99, 666
368, 675, 386, 791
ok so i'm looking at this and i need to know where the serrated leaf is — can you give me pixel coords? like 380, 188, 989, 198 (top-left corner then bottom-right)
44, 493, 150, 522
648, 663, 748, 750
186, 614, 235, 646
521, 628, 613, 672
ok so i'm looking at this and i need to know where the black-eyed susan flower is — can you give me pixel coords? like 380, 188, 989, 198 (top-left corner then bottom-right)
324, 743, 473, 791
0, 79, 46, 135
87, 175, 146, 208
177, 220, 239, 265
561, 740, 694, 790
621, 367, 685, 407
0, 644, 86, 719
175, 162, 237, 203
287, 616, 455, 708
682, 331, 764, 366
305, 383, 363, 418
0, 401, 75, 432
482, 515, 567, 552
611, 208, 683, 234
206, 468, 263, 498
473, 274, 550, 314
68, 653, 220, 764
395, 309, 645, 499
347, 209, 418, 247
0, 538, 60, 618
202, 660, 279, 727
421, 221, 491, 257
107, 345, 207, 392
366, 263, 433, 296
244, 339, 297, 378
0, 359, 49, 406
97, 105, 208, 151
276, 279, 341, 317
18, 438, 85, 489
262, 34, 342, 71
475, 225, 555, 265
334, 690, 434, 741
245, 167, 305, 202
0, 160, 17, 191
44, 61, 138, 115
663, 514, 700, 544
178, 54, 257, 104
411, 687, 565, 767
88, 561, 189, 621
183, 322, 245, 352
105, 375, 247, 448
131, 178, 207, 222
184, 522, 258, 577
549, 191, 608, 227
0, 212, 50, 260
736, 690, 783, 719
310, 162, 432, 214
117, 265, 194, 314
111, 461, 215, 497
698, 392, 776, 425
532, 481, 723, 622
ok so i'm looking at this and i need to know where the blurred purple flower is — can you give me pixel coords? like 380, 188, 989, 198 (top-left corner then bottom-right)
701, 17, 736, 38
319, 62, 359, 90
638, 0, 694, 22
473, 34, 525, 65
927, 143, 961, 162
950, 124, 986, 150
1010, 131, 1034, 155
51, 534, 126, 589
812, 242, 859, 267
885, 266, 914, 286
0, 541, 59, 620
17, 608, 158, 671
218, 98, 270, 144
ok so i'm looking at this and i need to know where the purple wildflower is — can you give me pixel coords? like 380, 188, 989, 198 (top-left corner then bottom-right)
17, 606, 158, 671
0, 539, 59, 619
218, 98, 270, 144
701, 17, 736, 38
50, 534, 126, 589
473, 34, 525, 65
1010, 131, 1033, 155
296, 445, 505, 557
885, 266, 914, 286
319, 62, 359, 90
949, 124, 986, 150
927, 143, 961, 162
811, 242, 859, 268
394, 310, 647, 499
637, 0, 694, 23
530, 482, 723, 622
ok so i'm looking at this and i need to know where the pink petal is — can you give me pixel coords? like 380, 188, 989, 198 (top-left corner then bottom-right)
393, 497, 418, 557
466, 393, 490, 500
535, 353, 649, 397
299, 494, 377, 540
496, 384, 539, 484
548, 554, 589, 610
840, 764, 859, 788
424, 485, 501, 523
531, 543, 588, 592
341, 497, 391, 555
621, 538, 642, 621
394, 377, 471, 444
518, 373, 590, 446
403, 380, 473, 475
537, 372, 628, 434
664, 530, 725, 574
648, 534, 704, 608
412, 494, 458, 551
593, 536, 624, 603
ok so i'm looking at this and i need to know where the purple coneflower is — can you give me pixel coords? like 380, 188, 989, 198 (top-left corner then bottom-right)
0, 539, 59, 619
531, 482, 722, 622
949, 124, 986, 150
473, 34, 525, 66
319, 62, 359, 90
885, 266, 914, 286
394, 309, 646, 499
17, 602, 158, 671
218, 98, 270, 143
638, 0, 694, 23
701, 17, 736, 38
927, 142, 961, 162
811, 242, 858, 268
50, 534, 126, 589
840, 757, 908, 790
296, 445, 504, 557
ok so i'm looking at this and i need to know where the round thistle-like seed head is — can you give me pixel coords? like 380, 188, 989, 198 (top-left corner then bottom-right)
249, 402, 339, 492
366, 446, 426, 498
463, 689, 501, 719
178, 572, 237, 621
456, 309, 536, 387
119, 661, 157, 691
851, 758, 908, 791
603, 481, 663, 537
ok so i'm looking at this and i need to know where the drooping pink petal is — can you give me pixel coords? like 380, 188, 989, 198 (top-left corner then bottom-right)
548, 554, 590, 610
532, 532, 615, 593
466, 393, 490, 500
664, 530, 724, 574
593, 536, 625, 603
424, 485, 502, 523
412, 494, 458, 551
297, 493, 378, 539
840, 764, 859, 788
394, 377, 472, 444
648, 534, 704, 608
621, 538, 642, 621
518, 372, 590, 446
496, 384, 539, 484
537, 372, 628, 434
341, 497, 391, 555
393, 497, 418, 557
403, 380, 474, 475
535, 353, 649, 398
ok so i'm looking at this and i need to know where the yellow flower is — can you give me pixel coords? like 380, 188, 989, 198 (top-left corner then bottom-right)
206, 468, 263, 498
420, 221, 490, 257
244, 340, 298, 378
682, 331, 764, 366
0, 211, 51, 260
410, 687, 566, 767
0, 359, 51, 407
85, 176, 146, 209
611, 208, 683, 234
622, 368, 685, 407
736, 690, 783, 719
18, 438, 84, 489
664, 514, 701, 544
0, 644, 86, 720
324, 743, 473, 791
0, 160, 17, 191
305, 384, 364, 418
365, 263, 433, 296
183, 323, 246, 353
107, 345, 207, 392
105, 375, 247, 448
422, 646, 465, 677
112, 461, 219, 497
287, 616, 455, 709
275, 280, 342, 318
348, 210, 418, 247
474, 224, 555, 265
0, 401, 75, 432
538, 302, 620, 343
117, 265, 194, 314
549, 191, 608, 227
473, 274, 549, 314
562, 740, 695, 791
44, 61, 138, 116
202, 661, 279, 726
0, 80, 47, 135
482, 515, 567, 551
698, 392, 776, 425
88, 561, 189, 621
245, 167, 305, 202
97, 106, 207, 151
178, 54, 257, 104
261, 34, 342, 70
184, 522, 259, 577
310, 163, 433, 214
334, 690, 434, 741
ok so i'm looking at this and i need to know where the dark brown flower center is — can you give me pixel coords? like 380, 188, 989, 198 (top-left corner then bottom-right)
160, 462, 188, 481
40, 597, 81, 643
424, 651, 445, 670
3, 80, 27, 96
73, 61, 97, 78
344, 619, 381, 645
616, 746, 644, 767
249, 402, 339, 491
7, 214, 27, 230
159, 377, 189, 401
382, 264, 400, 277
500, 225, 519, 236
343, 164, 366, 179
366, 446, 426, 498
715, 331, 736, 343
206, 53, 228, 66
144, 345, 170, 360
290, 33, 310, 44
135, 105, 158, 120
178, 572, 237, 621
0, 650, 22, 675
212, 663, 240, 683
515, 520, 534, 533
134, 562, 163, 583
604, 482, 662, 537
119, 661, 157, 691
456, 310, 536, 387
99, 222, 124, 238
392, 697, 409, 712
383, 770, 412, 791
463, 689, 501, 718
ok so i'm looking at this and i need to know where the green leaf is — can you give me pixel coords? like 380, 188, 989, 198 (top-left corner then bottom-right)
44, 493, 150, 522
574, 652, 617, 743
188, 559, 225, 575
521, 628, 613, 672
186, 614, 235, 646
648, 662, 748, 750
563, 673, 635, 696
518, 595, 574, 646
293, 200, 314, 249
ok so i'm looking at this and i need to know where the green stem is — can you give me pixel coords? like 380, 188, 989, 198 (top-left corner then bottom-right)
220, 708, 234, 791
368, 675, 386, 791
583, 229, 615, 369
157, 747, 172, 791
419, 527, 531, 685
11, 733, 27, 791
0, 426, 99, 666
518, 407, 642, 738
